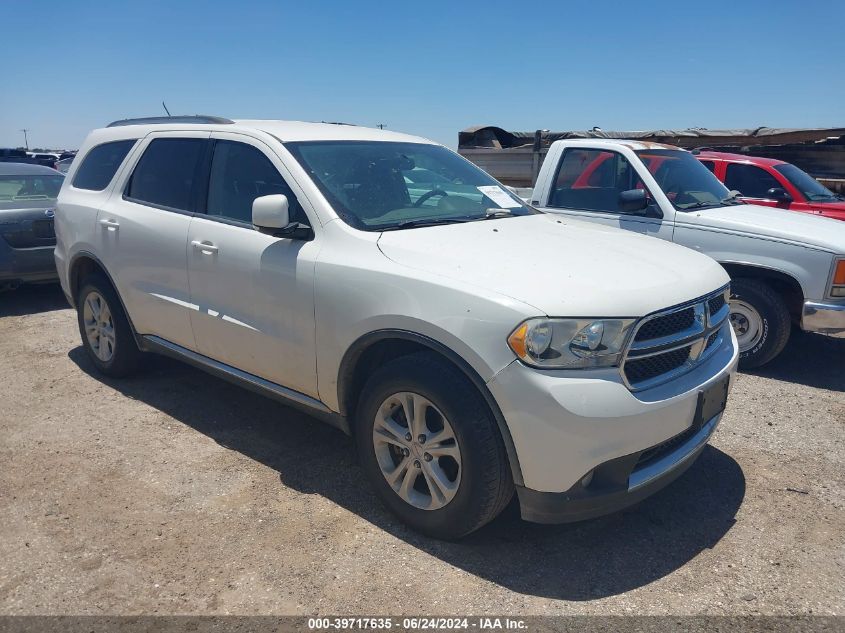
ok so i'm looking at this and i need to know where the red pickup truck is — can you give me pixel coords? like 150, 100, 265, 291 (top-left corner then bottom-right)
695, 151, 845, 221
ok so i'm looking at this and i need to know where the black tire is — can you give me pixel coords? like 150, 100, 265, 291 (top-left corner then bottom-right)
730, 278, 790, 369
355, 351, 513, 540
76, 273, 143, 377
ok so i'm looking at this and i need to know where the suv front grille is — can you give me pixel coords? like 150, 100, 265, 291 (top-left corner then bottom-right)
708, 293, 726, 316
624, 345, 692, 384
635, 307, 695, 342
635, 424, 699, 469
622, 286, 730, 391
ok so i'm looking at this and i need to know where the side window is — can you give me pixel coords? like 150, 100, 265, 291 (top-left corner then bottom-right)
125, 138, 206, 211
700, 160, 716, 173
549, 149, 645, 213
724, 163, 782, 198
72, 140, 136, 191
206, 140, 305, 225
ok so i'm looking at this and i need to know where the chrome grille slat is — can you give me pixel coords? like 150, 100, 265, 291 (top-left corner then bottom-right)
635, 307, 696, 342
628, 328, 707, 354
622, 285, 730, 391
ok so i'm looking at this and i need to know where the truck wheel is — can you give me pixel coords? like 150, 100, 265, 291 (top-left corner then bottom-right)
76, 273, 142, 377
729, 278, 790, 369
355, 351, 513, 540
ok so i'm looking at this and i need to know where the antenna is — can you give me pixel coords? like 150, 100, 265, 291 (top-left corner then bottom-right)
376, 123, 386, 129
162, 101, 172, 117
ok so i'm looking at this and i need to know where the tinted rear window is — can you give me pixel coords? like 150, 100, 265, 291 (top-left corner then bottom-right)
125, 138, 205, 212
72, 140, 136, 191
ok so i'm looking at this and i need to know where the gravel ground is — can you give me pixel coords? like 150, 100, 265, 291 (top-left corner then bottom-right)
0, 284, 843, 616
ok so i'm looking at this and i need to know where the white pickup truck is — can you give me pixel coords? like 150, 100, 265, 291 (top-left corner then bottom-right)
530, 140, 845, 368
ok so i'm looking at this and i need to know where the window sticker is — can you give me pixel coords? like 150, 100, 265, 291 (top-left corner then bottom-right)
477, 185, 522, 209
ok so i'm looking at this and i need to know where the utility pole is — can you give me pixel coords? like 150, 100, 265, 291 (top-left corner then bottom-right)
20, 129, 29, 150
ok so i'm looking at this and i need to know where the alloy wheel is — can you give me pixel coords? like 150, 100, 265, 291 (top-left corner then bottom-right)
372, 391, 462, 510
82, 290, 116, 362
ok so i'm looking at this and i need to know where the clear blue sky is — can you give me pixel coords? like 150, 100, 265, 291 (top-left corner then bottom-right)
3, 0, 844, 150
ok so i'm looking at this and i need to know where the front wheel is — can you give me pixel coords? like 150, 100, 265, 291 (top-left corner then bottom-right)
729, 278, 790, 369
355, 352, 513, 539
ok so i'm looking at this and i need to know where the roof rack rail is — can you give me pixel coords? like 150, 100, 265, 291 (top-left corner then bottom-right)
107, 115, 234, 128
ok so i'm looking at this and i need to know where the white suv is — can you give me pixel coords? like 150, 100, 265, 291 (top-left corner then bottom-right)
55, 116, 738, 539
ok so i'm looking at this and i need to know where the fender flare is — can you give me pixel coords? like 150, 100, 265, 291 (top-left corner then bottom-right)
67, 250, 144, 347
338, 329, 524, 486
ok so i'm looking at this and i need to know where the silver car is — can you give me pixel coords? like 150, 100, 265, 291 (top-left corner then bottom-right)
0, 162, 63, 290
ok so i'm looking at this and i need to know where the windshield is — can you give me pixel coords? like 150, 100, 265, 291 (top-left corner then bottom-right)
285, 141, 538, 230
774, 163, 840, 202
636, 149, 733, 210
0, 174, 64, 201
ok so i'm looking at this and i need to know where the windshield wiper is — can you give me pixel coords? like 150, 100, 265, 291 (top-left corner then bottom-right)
483, 208, 515, 219
678, 201, 719, 210
383, 217, 474, 231
720, 192, 745, 205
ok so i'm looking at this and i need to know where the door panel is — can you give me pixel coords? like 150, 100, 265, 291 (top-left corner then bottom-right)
99, 199, 195, 348
186, 134, 319, 397
186, 216, 318, 397
96, 132, 209, 350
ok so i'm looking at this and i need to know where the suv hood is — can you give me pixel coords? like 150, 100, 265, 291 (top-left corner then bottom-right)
377, 214, 728, 317
686, 203, 845, 253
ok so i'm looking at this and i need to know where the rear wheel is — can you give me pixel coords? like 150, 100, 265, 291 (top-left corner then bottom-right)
729, 278, 790, 369
355, 352, 513, 539
76, 274, 143, 377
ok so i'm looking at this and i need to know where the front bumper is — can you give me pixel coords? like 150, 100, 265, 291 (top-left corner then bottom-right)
801, 301, 845, 338
487, 327, 738, 522
517, 412, 721, 523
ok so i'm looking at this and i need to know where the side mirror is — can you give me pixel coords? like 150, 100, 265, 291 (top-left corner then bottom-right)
767, 187, 792, 202
252, 194, 289, 231
252, 194, 313, 240
618, 188, 649, 214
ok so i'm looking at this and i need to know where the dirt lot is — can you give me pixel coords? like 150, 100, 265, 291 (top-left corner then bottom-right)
0, 284, 843, 616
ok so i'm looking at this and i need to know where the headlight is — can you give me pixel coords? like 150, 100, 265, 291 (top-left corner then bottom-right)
508, 318, 636, 369
831, 258, 845, 298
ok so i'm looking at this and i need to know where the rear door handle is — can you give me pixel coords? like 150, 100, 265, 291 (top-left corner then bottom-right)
191, 240, 219, 254
99, 218, 120, 231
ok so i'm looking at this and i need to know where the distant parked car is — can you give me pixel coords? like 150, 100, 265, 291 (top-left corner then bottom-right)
696, 151, 845, 221
0, 162, 63, 291
0, 148, 38, 166
1, 148, 29, 159
56, 157, 74, 174
28, 153, 60, 169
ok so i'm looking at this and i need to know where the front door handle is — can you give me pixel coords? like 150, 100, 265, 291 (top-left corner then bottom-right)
191, 240, 219, 255
99, 218, 120, 231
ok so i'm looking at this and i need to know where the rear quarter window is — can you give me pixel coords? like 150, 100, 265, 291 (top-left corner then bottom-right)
72, 140, 137, 191
124, 138, 206, 212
